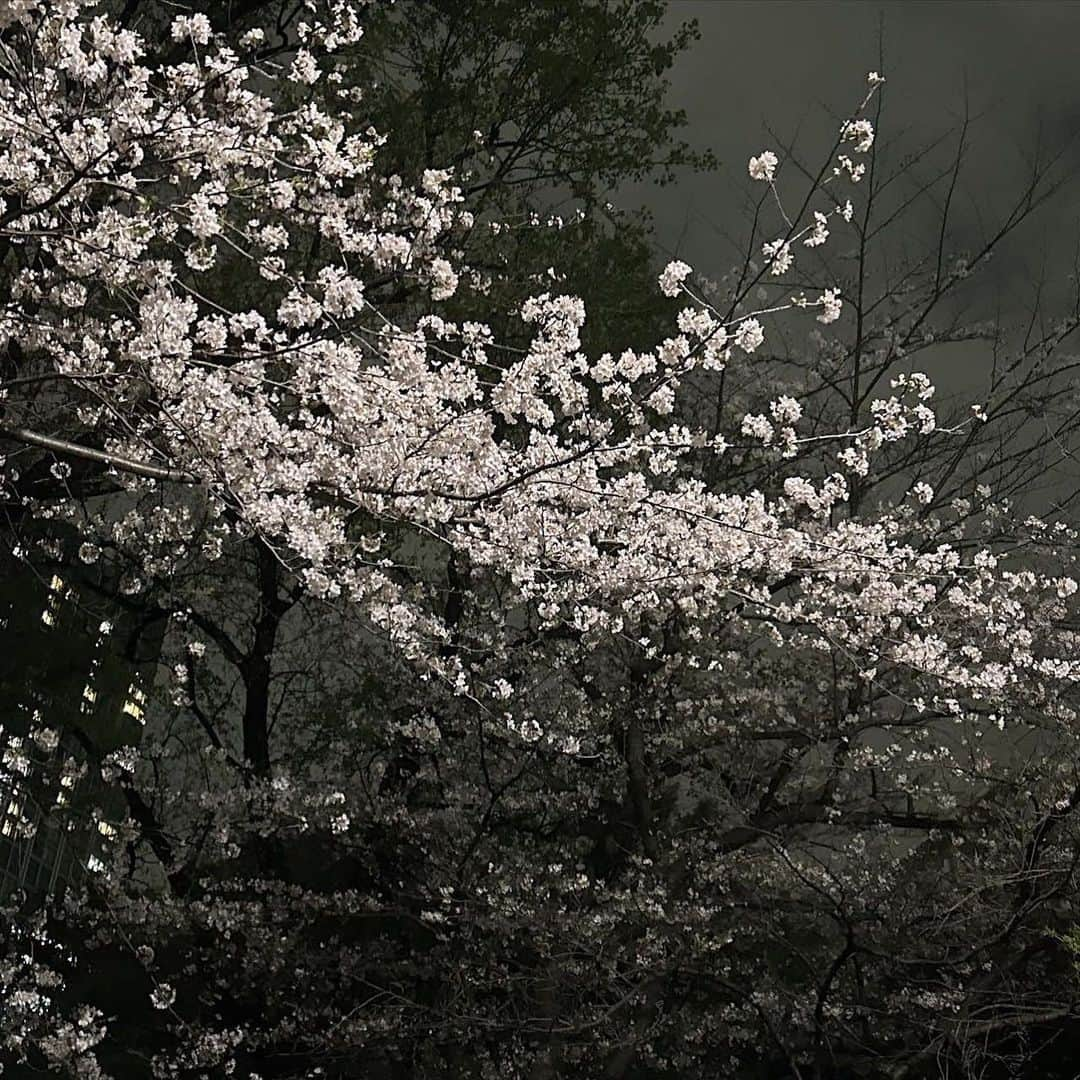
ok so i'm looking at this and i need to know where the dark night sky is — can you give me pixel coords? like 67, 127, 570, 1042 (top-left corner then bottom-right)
617, 1, 1080, 509
628, 1, 1080, 299
610, 3, 1080, 844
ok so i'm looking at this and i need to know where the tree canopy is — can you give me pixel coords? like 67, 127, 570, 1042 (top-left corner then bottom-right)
2, 3, 1080, 1078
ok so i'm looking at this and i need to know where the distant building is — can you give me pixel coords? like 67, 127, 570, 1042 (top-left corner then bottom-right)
0, 562, 149, 900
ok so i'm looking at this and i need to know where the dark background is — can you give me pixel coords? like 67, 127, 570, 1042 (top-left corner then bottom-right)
634, 0, 1080, 269
620, 0, 1080, 507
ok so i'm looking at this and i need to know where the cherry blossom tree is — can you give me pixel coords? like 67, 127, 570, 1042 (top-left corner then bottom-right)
3, 2, 1080, 1078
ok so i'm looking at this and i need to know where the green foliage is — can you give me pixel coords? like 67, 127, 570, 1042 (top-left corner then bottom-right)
343, 0, 714, 351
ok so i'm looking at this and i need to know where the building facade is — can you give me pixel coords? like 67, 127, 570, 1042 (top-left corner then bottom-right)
0, 561, 148, 900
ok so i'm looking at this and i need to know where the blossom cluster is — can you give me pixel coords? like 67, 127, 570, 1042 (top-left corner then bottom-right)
1, 4, 1078, 1076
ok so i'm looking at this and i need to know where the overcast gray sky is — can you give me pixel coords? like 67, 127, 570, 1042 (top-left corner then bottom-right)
628, 0, 1080, 294
617, 1, 1080, 510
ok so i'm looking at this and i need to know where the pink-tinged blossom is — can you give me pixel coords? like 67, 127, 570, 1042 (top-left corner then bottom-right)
741, 413, 774, 444
748, 150, 778, 182
170, 13, 211, 45
658, 259, 692, 297
762, 238, 793, 274
803, 211, 830, 247
835, 154, 867, 182
770, 395, 803, 425
817, 288, 843, 323
289, 49, 321, 85
0, 10, 1073, 1076
841, 118, 875, 153
733, 317, 764, 353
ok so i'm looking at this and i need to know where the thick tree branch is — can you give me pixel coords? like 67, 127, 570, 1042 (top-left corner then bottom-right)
0, 425, 199, 484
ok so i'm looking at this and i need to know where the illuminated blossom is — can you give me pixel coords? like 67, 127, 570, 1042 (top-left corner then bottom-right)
748, 150, 779, 182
